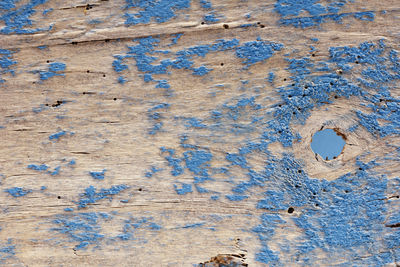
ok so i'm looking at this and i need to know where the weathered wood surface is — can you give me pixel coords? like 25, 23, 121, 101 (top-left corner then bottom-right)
0, 0, 400, 266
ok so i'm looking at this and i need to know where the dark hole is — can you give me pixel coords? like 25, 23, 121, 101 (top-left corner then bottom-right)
311, 53, 315, 57
337, 70, 343, 75
57, 196, 61, 199
113, 98, 117, 101
304, 85, 308, 89
46, 60, 50, 63
283, 78, 287, 81
105, 39, 110, 42
278, 130, 282, 133
288, 207, 294, 213
292, 112, 296, 115
278, 104, 282, 107
322, 188, 327, 192
257, 22, 260, 25
201, 21, 205, 25
295, 184, 300, 188
220, 63, 224, 66
359, 167, 363, 170
379, 99, 383, 102
298, 170, 302, 173
396, 196, 400, 198
330, 82, 334, 85
297, 108, 301, 111
302, 94, 306, 97
259, 24, 265, 28
138, 188, 142, 191
82, 92, 86, 95
345, 190, 349, 193
72, 42, 77, 45
326, 156, 328, 160
288, 95, 292, 98
45, 104, 49, 106
355, 61, 359, 64
315, 203, 319, 207
87, 70, 90, 73
223, 24, 229, 29
334, 95, 338, 99
291, 83, 295, 86
103, 74, 106, 77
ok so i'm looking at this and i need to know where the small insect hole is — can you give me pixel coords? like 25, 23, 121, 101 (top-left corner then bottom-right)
57, 196, 61, 199
113, 98, 117, 101
288, 207, 294, 214
223, 24, 229, 29
220, 63, 224, 66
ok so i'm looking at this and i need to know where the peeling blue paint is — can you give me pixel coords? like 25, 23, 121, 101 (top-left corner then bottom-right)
124, 0, 191, 26
89, 169, 106, 180
75, 185, 129, 209
5, 187, 32, 197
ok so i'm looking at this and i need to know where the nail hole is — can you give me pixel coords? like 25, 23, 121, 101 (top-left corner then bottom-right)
298, 170, 302, 173
288, 207, 294, 214
46, 60, 50, 63
311, 53, 315, 57
103, 74, 106, 77
257, 22, 260, 25
223, 24, 229, 29
113, 98, 117, 101
87, 70, 90, 73
138, 188, 142, 191
220, 63, 224, 66
259, 24, 265, 28
57, 196, 61, 199
201, 22, 205, 25
283, 78, 287, 81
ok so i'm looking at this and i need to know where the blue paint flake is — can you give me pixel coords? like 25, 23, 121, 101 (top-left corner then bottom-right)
173, 183, 192, 195
0, 239, 15, 263
235, 40, 283, 69
5, 187, 32, 197
76, 185, 129, 208
0, 0, 52, 34
0, 49, 17, 83
35, 62, 66, 81
89, 169, 107, 180
124, 0, 191, 26
274, 0, 375, 28
28, 164, 48, 171
51, 212, 108, 250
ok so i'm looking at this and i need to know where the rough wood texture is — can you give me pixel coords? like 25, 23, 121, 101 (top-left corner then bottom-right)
0, 0, 399, 266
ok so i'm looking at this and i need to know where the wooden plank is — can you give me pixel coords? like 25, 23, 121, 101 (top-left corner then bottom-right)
0, 0, 399, 266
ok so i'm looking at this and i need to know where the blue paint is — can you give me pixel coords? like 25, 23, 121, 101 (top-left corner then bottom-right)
68, 159, 76, 166
225, 195, 248, 201
76, 185, 129, 208
28, 164, 48, 171
0, 49, 16, 83
116, 216, 162, 240
113, 37, 239, 89
124, 0, 191, 26
36, 62, 66, 81
274, 0, 375, 28
268, 72, 275, 83
40, 186, 47, 190
118, 76, 127, 84
181, 222, 205, 228
49, 130, 67, 141
199, 0, 212, 9
173, 183, 192, 195
51, 212, 108, 250
48, 166, 61, 176
89, 169, 106, 180
5, 187, 32, 197
64, 207, 74, 212
37, 45, 47, 50
0, 239, 15, 263
235, 40, 283, 69
203, 12, 220, 23
42, 8, 53, 15
145, 166, 162, 177
0, 0, 52, 34
311, 129, 345, 160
